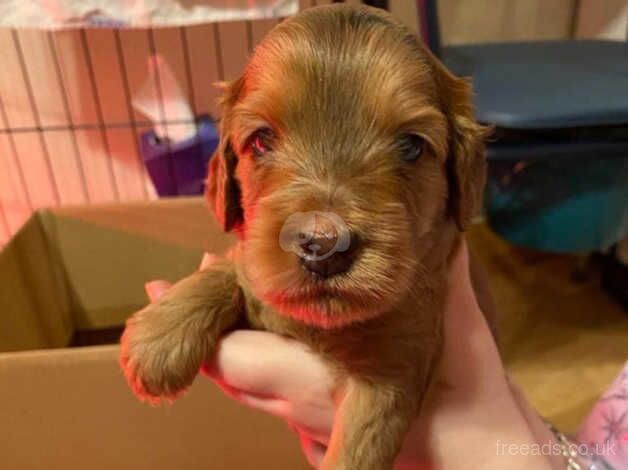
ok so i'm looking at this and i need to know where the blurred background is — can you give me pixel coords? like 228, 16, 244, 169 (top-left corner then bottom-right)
0, 0, 626, 248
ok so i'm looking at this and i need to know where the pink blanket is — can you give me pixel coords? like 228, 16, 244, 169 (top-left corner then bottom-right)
576, 362, 628, 469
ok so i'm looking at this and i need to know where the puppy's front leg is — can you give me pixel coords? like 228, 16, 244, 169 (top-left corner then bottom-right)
120, 260, 241, 403
321, 379, 418, 470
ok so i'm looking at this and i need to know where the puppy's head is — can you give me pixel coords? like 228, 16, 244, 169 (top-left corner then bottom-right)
206, 5, 487, 329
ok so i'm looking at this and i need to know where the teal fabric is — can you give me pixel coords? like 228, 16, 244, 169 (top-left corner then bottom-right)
486, 156, 628, 253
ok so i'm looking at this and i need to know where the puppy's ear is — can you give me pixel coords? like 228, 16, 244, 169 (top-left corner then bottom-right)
431, 56, 489, 231
206, 78, 244, 232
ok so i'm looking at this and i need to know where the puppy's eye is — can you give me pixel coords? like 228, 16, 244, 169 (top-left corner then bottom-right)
248, 128, 274, 157
397, 134, 424, 162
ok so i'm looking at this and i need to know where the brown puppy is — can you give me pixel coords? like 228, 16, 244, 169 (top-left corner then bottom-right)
120, 5, 489, 469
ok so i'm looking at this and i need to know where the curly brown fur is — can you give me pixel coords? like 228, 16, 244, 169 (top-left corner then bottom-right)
120, 4, 490, 469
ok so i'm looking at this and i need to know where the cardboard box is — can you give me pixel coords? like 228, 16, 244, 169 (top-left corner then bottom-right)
0, 198, 309, 470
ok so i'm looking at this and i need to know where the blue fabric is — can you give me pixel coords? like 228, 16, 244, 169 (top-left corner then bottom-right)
486, 139, 628, 162
486, 156, 628, 252
443, 41, 628, 129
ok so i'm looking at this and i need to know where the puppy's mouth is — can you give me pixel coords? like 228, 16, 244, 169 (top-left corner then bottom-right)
268, 283, 364, 305
264, 285, 382, 329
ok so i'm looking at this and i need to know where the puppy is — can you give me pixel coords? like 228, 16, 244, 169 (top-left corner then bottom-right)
120, 5, 489, 469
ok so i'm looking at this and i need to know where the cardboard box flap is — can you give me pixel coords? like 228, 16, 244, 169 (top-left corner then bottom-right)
0, 211, 73, 352
0, 198, 235, 352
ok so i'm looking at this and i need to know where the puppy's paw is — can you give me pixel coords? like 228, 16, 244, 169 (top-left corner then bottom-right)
119, 303, 207, 405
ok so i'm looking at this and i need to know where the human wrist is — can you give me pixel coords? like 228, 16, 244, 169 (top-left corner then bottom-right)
397, 391, 556, 469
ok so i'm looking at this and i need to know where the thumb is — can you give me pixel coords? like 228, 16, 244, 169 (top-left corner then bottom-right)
438, 239, 505, 395
445, 239, 478, 313
144, 280, 171, 302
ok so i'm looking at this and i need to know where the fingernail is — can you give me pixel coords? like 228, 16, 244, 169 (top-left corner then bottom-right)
144, 280, 171, 301
299, 435, 327, 468
199, 252, 217, 270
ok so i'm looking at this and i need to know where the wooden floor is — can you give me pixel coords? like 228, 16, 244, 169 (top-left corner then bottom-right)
468, 223, 628, 433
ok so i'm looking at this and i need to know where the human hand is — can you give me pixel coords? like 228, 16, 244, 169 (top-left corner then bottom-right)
145, 243, 559, 469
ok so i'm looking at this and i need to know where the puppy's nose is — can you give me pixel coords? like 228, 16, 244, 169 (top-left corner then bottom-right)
297, 230, 359, 278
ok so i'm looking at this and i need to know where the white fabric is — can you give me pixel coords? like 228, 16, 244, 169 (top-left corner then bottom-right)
0, 0, 297, 28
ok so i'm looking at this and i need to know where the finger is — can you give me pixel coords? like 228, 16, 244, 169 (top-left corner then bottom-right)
298, 433, 327, 468
445, 239, 476, 307
211, 377, 332, 445
440, 239, 505, 394
207, 367, 334, 442
209, 376, 291, 417
199, 252, 218, 271
211, 374, 333, 445
202, 330, 335, 434
144, 280, 172, 302
286, 422, 330, 446
203, 330, 335, 400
